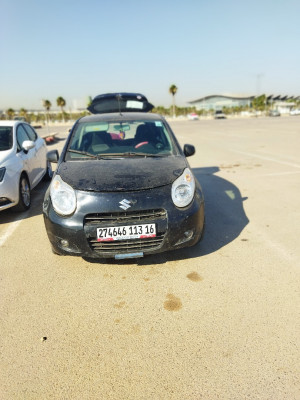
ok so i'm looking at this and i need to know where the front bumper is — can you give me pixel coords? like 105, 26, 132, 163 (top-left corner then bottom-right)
0, 172, 18, 211
43, 184, 205, 259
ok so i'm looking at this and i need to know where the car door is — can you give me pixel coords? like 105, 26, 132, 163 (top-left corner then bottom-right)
23, 123, 47, 184
16, 124, 39, 188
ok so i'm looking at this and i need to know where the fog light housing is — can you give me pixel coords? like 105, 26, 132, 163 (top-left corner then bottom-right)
174, 230, 194, 246
60, 239, 69, 247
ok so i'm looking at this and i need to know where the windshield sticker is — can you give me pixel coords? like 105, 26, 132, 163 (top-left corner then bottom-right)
127, 100, 143, 109
155, 121, 163, 127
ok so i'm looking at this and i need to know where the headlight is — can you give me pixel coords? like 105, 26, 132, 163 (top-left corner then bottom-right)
50, 175, 76, 216
0, 167, 6, 182
171, 168, 195, 208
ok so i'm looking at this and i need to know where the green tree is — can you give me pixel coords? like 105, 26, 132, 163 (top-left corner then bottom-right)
43, 99, 51, 111
87, 96, 92, 108
169, 84, 178, 117
252, 95, 266, 112
19, 108, 28, 121
42, 99, 52, 125
6, 108, 15, 119
56, 96, 66, 122
152, 105, 169, 116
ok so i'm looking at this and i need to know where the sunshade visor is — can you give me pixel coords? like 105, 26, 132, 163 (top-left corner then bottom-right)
87, 93, 154, 114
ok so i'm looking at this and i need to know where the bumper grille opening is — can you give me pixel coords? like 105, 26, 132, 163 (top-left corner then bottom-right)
84, 209, 167, 225
84, 209, 167, 254
88, 235, 165, 254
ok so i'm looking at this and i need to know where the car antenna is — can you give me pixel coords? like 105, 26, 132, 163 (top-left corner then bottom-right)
116, 94, 123, 116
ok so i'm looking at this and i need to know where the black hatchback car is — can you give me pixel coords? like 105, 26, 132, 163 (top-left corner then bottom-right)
43, 93, 205, 259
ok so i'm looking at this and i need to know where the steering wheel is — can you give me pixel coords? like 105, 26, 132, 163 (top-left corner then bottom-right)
135, 141, 148, 149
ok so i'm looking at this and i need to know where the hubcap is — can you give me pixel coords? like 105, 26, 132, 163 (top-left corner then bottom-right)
21, 178, 30, 206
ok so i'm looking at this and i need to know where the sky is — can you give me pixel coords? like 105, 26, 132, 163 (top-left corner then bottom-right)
1, 0, 300, 110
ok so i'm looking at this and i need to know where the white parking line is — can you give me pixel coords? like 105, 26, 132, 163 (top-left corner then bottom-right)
261, 171, 300, 177
252, 222, 297, 263
232, 150, 300, 169
0, 220, 22, 247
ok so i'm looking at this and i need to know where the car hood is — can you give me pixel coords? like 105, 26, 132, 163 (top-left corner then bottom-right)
0, 149, 14, 165
58, 156, 187, 191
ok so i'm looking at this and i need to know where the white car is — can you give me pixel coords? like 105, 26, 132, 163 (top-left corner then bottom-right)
214, 110, 226, 119
0, 121, 52, 212
290, 109, 300, 116
187, 113, 199, 120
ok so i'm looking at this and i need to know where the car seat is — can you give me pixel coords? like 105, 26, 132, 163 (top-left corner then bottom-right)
134, 125, 154, 147
87, 131, 113, 153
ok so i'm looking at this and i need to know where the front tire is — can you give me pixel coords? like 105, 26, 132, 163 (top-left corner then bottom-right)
14, 175, 31, 212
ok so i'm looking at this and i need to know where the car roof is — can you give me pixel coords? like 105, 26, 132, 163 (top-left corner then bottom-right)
79, 112, 164, 124
0, 120, 19, 127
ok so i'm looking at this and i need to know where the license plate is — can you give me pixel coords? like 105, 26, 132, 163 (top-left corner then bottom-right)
97, 224, 156, 242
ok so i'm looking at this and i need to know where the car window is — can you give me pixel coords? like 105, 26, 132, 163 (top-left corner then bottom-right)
23, 124, 37, 141
0, 127, 13, 151
67, 119, 176, 159
16, 125, 30, 152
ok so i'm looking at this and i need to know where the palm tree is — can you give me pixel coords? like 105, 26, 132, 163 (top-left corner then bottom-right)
56, 96, 66, 122
87, 96, 92, 108
19, 108, 27, 121
42, 99, 52, 126
169, 84, 178, 117
6, 108, 15, 120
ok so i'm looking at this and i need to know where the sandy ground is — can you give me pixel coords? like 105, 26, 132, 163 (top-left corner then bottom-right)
0, 117, 299, 399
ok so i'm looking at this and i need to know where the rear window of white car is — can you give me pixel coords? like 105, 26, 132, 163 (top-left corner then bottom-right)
0, 127, 13, 151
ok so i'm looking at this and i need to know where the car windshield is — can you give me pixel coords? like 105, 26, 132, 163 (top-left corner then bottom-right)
0, 127, 13, 151
66, 119, 176, 159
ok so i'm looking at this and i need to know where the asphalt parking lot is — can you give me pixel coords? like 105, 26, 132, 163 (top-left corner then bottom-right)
1, 117, 299, 399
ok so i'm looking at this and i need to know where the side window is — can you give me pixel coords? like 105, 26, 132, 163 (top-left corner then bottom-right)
23, 124, 37, 142
16, 125, 30, 152
0, 127, 13, 150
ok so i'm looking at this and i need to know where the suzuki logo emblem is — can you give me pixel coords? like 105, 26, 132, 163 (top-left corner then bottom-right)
119, 199, 132, 210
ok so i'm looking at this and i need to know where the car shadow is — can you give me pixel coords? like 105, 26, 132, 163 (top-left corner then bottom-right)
0, 180, 50, 224
97, 166, 249, 265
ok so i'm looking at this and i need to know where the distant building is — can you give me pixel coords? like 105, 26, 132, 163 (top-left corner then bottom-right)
188, 94, 300, 113
188, 94, 254, 111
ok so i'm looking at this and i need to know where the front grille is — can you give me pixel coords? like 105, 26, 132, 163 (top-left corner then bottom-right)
84, 209, 167, 254
84, 209, 167, 225
88, 235, 165, 253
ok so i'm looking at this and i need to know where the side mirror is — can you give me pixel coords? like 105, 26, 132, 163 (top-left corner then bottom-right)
22, 140, 35, 152
47, 150, 59, 163
183, 144, 195, 157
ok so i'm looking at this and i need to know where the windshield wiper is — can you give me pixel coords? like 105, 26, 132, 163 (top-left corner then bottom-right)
68, 149, 97, 158
68, 150, 165, 159
121, 152, 162, 157
95, 152, 161, 158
